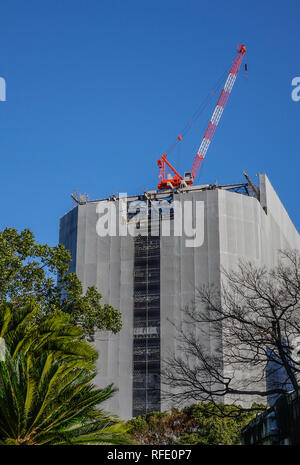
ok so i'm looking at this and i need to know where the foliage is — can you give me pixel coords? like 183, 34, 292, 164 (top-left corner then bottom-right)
0, 349, 132, 445
0, 302, 98, 370
127, 403, 265, 445
0, 235, 128, 445
0, 227, 122, 339
127, 409, 190, 445
174, 403, 265, 445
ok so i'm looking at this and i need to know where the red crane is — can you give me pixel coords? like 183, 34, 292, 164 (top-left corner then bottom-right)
157, 44, 246, 190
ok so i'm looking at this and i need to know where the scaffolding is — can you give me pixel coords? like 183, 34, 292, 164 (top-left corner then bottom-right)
132, 215, 161, 416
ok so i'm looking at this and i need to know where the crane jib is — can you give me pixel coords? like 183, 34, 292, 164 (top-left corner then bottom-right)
157, 44, 246, 190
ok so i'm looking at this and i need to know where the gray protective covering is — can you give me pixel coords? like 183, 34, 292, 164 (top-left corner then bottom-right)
59, 174, 300, 419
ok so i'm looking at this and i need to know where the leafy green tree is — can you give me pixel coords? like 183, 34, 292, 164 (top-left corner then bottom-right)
0, 227, 121, 339
174, 403, 264, 445
128, 403, 265, 445
0, 242, 128, 445
127, 409, 191, 445
0, 350, 132, 445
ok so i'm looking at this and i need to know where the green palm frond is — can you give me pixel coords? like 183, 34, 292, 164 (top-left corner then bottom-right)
0, 303, 131, 445
0, 351, 132, 445
0, 303, 98, 369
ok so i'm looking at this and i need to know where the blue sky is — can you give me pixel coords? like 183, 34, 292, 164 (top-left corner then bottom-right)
0, 0, 299, 246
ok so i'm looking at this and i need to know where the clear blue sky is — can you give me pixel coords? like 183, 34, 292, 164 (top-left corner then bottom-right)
1, 0, 299, 246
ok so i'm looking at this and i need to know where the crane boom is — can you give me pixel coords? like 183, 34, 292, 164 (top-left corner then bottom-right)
190, 44, 246, 179
157, 44, 246, 190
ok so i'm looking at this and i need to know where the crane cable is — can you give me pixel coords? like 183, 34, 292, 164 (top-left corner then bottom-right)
164, 64, 232, 157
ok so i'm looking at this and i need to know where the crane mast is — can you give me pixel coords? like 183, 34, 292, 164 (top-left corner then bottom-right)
157, 44, 246, 190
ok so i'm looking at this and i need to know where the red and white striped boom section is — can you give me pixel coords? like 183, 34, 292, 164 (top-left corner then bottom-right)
157, 44, 246, 190
190, 44, 246, 179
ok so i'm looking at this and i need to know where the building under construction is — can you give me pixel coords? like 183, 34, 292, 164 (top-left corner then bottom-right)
59, 45, 300, 419
59, 173, 300, 420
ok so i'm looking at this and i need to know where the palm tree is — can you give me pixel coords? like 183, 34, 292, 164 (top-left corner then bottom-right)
0, 350, 132, 445
0, 303, 133, 445
0, 302, 97, 369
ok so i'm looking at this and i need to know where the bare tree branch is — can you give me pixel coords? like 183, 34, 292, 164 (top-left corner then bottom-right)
162, 249, 300, 413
